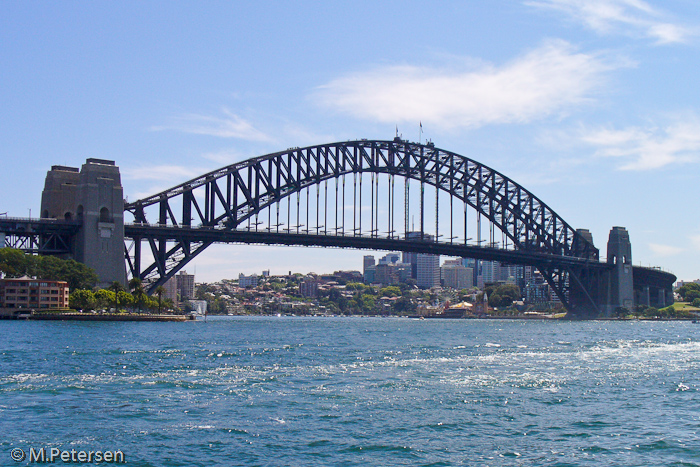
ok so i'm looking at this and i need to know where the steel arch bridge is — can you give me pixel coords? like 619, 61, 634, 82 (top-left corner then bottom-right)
124, 138, 610, 315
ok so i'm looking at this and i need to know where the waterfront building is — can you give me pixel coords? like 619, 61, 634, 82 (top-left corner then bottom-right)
188, 299, 207, 316
163, 276, 179, 307
176, 271, 195, 299
524, 272, 551, 309
0, 276, 69, 309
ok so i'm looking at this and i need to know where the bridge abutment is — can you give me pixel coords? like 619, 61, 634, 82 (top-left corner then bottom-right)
41, 159, 126, 288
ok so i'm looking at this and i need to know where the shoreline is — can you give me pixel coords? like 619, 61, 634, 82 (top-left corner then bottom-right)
3, 312, 195, 322
212, 313, 699, 322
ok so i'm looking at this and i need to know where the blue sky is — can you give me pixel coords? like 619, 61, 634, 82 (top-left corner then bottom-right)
1, 0, 699, 283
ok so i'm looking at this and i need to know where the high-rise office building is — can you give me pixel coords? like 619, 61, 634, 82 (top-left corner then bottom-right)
163, 276, 179, 307
441, 258, 473, 290
375, 263, 399, 286
363, 255, 376, 284
176, 271, 195, 300
417, 253, 440, 289
403, 232, 439, 288
378, 252, 401, 265
363, 265, 376, 284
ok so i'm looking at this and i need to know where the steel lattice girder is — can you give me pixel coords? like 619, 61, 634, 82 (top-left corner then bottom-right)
0, 218, 78, 254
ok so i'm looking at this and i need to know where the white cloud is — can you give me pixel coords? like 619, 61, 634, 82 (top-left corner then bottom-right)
526, 0, 693, 44
648, 243, 683, 256
691, 234, 700, 251
151, 109, 270, 141
580, 118, 700, 170
314, 40, 619, 129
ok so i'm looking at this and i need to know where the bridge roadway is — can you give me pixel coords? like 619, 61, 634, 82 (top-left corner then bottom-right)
124, 222, 611, 272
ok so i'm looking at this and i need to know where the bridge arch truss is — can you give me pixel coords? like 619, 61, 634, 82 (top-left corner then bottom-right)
124, 139, 602, 313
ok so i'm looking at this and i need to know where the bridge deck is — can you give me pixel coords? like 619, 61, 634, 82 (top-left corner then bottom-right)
125, 223, 611, 271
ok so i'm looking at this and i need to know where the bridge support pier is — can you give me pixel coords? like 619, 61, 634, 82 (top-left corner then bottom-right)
601, 226, 634, 316
40, 159, 126, 288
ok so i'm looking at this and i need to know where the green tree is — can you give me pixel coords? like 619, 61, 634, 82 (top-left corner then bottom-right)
329, 288, 342, 302
0, 248, 35, 277
116, 291, 134, 311
677, 283, 700, 301
393, 296, 416, 314
692, 298, 700, 308
323, 301, 339, 315
36, 256, 98, 290
129, 278, 147, 312
144, 296, 159, 312
685, 290, 700, 303
154, 285, 166, 313
357, 294, 376, 313
69, 289, 96, 311
489, 293, 504, 308
94, 289, 116, 311
109, 281, 125, 294
379, 286, 401, 298
209, 297, 227, 314
0, 248, 98, 290
162, 298, 175, 312
486, 284, 521, 308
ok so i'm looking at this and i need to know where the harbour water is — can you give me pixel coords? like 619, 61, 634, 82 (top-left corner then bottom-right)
1, 317, 699, 466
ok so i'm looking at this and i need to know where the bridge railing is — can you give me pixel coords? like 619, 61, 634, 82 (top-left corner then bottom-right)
0, 216, 81, 225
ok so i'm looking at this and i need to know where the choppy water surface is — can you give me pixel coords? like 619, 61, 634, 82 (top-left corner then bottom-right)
1, 317, 699, 466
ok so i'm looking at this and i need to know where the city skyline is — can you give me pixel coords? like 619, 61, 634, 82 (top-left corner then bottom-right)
2, 2, 699, 282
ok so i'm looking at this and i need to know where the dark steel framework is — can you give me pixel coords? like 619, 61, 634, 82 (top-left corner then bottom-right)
0, 217, 79, 255
124, 139, 604, 313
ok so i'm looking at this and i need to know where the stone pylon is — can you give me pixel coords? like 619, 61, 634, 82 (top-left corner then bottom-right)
40, 159, 126, 287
